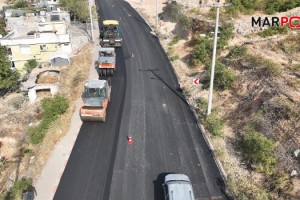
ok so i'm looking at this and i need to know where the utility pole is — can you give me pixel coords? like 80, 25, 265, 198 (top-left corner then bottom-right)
89, 1, 94, 42
207, 1, 231, 115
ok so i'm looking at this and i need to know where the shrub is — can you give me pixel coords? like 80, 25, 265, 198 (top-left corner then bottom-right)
28, 95, 69, 144
11, 178, 32, 199
218, 23, 234, 49
24, 59, 37, 73
13, 0, 28, 9
195, 97, 208, 115
258, 25, 289, 38
203, 62, 236, 91
170, 55, 179, 61
28, 124, 46, 144
192, 37, 213, 65
241, 126, 276, 172
227, 45, 247, 59
41, 95, 69, 121
205, 114, 224, 137
23, 148, 34, 156
263, 59, 282, 77
168, 35, 181, 46
243, 54, 282, 77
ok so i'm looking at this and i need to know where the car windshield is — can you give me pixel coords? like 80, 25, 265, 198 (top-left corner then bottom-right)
88, 88, 106, 98
100, 51, 113, 57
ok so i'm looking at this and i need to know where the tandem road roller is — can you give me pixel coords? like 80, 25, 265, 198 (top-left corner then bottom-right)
80, 79, 111, 122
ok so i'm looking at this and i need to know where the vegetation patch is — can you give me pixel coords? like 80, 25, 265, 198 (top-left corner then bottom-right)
227, 45, 282, 77
205, 114, 224, 137
191, 23, 234, 66
202, 62, 237, 91
1, 178, 33, 200
28, 95, 69, 144
258, 25, 289, 38
0, 46, 20, 92
224, 0, 300, 16
24, 59, 37, 73
163, 2, 192, 35
241, 126, 276, 173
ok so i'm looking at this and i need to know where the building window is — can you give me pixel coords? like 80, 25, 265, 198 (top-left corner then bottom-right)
20, 45, 31, 54
40, 45, 47, 51
7, 48, 12, 55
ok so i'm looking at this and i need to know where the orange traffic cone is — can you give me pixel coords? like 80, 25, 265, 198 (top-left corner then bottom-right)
128, 136, 133, 145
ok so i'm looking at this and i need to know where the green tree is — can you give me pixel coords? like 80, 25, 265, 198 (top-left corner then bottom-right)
59, 0, 89, 22
0, 17, 7, 37
0, 46, 19, 92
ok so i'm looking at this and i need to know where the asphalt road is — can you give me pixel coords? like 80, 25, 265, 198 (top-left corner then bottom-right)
54, 0, 228, 199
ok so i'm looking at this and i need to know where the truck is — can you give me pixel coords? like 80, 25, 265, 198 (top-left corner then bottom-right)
98, 47, 116, 76
100, 20, 122, 47
80, 79, 111, 122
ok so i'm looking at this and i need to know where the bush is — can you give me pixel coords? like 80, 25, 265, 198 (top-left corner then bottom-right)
225, 0, 300, 15
23, 148, 34, 156
243, 54, 282, 77
24, 59, 37, 73
218, 23, 234, 49
168, 35, 181, 46
203, 62, 236, 91
258, 26, 289, 38
228, 45, 247, 59
205, 114, 224, 137
195, 97, 208, 115
263, 59, 282, 77
41, 95, 69, 120
28, 95, 69, 144
13, 0, 28, 9
11, 178, 32, 199
170, 55, 179, 61
192, 37, 213, 65
241, 126, 276, 172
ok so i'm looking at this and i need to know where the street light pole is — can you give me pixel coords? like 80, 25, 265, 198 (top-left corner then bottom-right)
207, 2, 232, 115
89, 1, 94, 42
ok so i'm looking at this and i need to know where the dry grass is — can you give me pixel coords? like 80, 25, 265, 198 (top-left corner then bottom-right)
0, 43, 93, 196
36, 74, 59, 84
28, 43, 93, 182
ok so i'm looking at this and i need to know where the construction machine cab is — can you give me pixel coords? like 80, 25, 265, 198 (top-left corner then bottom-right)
100, 20, 122, 47
82, 80, 108, 99
80, 80, 111, 122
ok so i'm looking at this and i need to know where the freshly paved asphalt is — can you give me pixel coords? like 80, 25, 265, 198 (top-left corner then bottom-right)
54, 0, 228, 199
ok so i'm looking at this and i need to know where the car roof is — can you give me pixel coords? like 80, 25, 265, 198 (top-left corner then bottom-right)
165, 174, 195, 200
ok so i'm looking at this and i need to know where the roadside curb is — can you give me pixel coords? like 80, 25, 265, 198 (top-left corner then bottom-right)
130, 3, 228, 182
